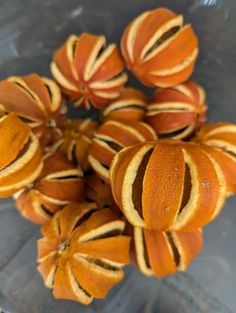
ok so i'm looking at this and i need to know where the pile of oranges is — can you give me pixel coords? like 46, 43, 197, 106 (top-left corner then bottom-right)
0, 7, 235, 305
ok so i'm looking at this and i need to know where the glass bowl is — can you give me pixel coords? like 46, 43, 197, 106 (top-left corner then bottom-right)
0, 1, 235, 312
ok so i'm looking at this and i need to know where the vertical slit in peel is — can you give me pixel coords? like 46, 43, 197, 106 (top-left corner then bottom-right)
49, 174, 81, 180
44, 83, 53, 102
71, 143, 78, 166
72, 208, 97, 231
14, 81, 38, 102
72, 41, 77, 58
96, 137, 123, 152
178, 164, 192, 214
41, 204, 54, 217
0, 137, 32, 174
46, 263, 58, 288
106, 72, 124, 82
100, 162, 110, 170
70, 266, 92, 298
166, 232, 180, 267
144, 26, 180, 59
212, 145, 236, 159
18, 116, 37, 124
55, 215, 61, 235
82, 256, 120, 271
95, 45, 106, 61
158, 126, 189, 139
88, 229, 122, 241
87, 44, 106, 80
73, 95, 84, 107
85, 99, 93, 109
112, 104, 145, 112
132, 149, 153, 218
142, 229, 151, 269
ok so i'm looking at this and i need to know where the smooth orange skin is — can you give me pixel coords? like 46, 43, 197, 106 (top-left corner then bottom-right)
143, 143, 185, 230
121, 8, 198, 87
52, 33, 127, 109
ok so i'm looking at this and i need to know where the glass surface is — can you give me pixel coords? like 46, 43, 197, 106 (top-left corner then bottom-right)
0, 0, 236, 312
